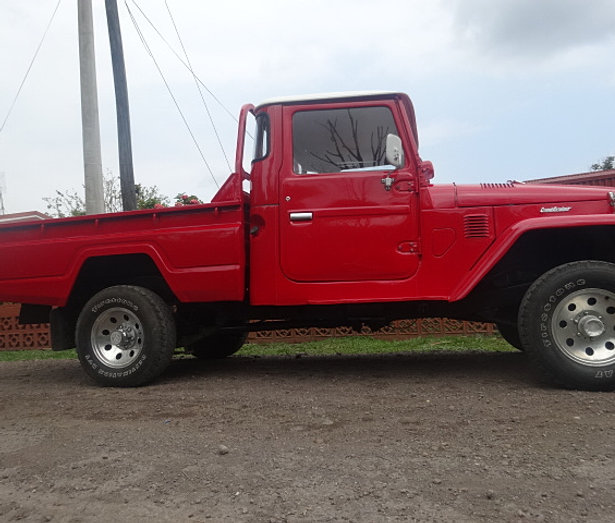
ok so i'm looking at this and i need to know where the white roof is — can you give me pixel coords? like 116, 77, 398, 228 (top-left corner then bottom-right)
255, 91, 398, 109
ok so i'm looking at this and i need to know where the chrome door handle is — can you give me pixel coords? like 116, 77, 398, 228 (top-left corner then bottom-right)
290, 212, 313, 222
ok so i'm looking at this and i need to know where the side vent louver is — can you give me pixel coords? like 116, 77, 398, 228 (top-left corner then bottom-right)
464, 214, 491, 238
480, 182, 515, 189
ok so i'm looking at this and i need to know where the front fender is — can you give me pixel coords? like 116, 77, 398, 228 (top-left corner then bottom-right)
450, 214, 615, 301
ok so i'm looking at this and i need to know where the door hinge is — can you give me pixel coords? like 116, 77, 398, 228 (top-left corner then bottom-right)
394, 180, 415, 192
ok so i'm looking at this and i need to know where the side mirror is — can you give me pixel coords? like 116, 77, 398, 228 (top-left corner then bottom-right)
420, 160, 434, 186
385, 134, 404, 169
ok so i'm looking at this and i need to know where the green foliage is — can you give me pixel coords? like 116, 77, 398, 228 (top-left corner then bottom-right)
137, 183, 170, 209
102, 175, 122, 213
42, 189, 86, 218
42, 174, 170, 217
591, 156, 614, 171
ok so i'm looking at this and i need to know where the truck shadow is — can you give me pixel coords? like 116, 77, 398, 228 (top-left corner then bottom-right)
163, 350, 539, 388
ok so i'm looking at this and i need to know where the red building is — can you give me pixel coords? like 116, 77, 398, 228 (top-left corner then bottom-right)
526, 169, 615, 187
0, 211, 50, 224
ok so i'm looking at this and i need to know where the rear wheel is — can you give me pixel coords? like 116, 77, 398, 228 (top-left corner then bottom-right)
186, 329, 247, 359
496, 322, 523, 351
76, 285, 176, 386
518, 261, 615, 390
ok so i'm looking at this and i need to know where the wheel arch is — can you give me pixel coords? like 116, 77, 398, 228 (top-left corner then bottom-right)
68, 253, 177, 308
458, 224, 615, 324
51, 253, 177, 350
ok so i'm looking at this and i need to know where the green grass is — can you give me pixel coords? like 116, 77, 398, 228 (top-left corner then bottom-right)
0, 348, 77, 361
237, 335, 513, 357
0, 335, 513, 362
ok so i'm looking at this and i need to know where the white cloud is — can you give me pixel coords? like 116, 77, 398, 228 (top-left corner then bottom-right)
450, 0, 615, 71
419, 119, 484, 148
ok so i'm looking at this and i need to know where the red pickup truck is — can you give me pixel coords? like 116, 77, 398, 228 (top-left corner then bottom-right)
2, 91, 615, 390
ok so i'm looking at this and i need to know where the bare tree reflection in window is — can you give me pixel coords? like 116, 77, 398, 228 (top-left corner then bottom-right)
309, 110, 389, 171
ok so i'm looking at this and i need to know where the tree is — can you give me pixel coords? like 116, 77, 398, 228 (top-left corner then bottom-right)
591, 156, 615, 171
43, 188, 86, 218
137, 184, 171, 209
43, 174, 170, 218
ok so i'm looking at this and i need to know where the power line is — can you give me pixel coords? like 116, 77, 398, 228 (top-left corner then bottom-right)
125, 1, 219, 188
0, 0, 63, 136
128, 0, 239, 125
164, 0, 232, 172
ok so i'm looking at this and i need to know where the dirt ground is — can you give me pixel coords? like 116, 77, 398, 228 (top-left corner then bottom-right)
1, 350, 614, 522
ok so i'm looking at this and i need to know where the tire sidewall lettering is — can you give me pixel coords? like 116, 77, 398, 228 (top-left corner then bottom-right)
539, 280, 582, 339
85, 351, 147, 378
91, 297, 139, 314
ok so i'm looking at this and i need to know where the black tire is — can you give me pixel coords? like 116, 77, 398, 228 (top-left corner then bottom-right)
76, 285, 176, 386
518, 261, 615, 390
186, 329, 247, 359
496, 322, 523, 351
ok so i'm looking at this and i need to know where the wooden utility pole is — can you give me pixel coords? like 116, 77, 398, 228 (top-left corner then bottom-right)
105, 0, 136, 211
77, 0, 105, 215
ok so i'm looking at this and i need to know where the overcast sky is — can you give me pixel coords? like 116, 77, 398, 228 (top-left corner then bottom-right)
1, 0, 614, 214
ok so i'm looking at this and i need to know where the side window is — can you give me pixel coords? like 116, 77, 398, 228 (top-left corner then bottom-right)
253, 113, 269, 162
242, 112, 269, 176
292, 106, 400, 174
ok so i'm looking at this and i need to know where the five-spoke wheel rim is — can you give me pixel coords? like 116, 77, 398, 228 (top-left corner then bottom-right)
552, 288, 615, 367
91, 307, 144, 369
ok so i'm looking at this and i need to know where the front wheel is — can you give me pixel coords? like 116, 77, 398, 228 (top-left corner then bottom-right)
76, 285, 176, 386
518, 261, 615, 390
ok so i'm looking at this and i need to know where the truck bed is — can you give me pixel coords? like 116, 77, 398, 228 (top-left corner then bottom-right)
0, 200, 246, 306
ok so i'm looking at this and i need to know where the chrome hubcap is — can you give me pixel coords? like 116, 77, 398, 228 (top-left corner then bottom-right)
552, 288, 615, 367
577, 314, 606, 338
91, 307, 144, 369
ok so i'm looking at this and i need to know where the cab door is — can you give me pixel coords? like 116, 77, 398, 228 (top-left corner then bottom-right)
279, 101, 420, 283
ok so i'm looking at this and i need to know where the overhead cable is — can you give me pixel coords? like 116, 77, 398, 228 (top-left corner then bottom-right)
125, 1, 219, 188
129, 0, 238, 125
164, 0, 232, 171
0, 0, 63, 135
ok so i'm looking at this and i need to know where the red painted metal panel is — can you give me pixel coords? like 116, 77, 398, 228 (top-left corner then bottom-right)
265, 98, 422, 302
455, 183, 613, 207
0, 203, 246, 306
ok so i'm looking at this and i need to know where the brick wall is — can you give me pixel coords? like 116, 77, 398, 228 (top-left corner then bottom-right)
0, 303, 50, 351
249, 318, 495, 343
